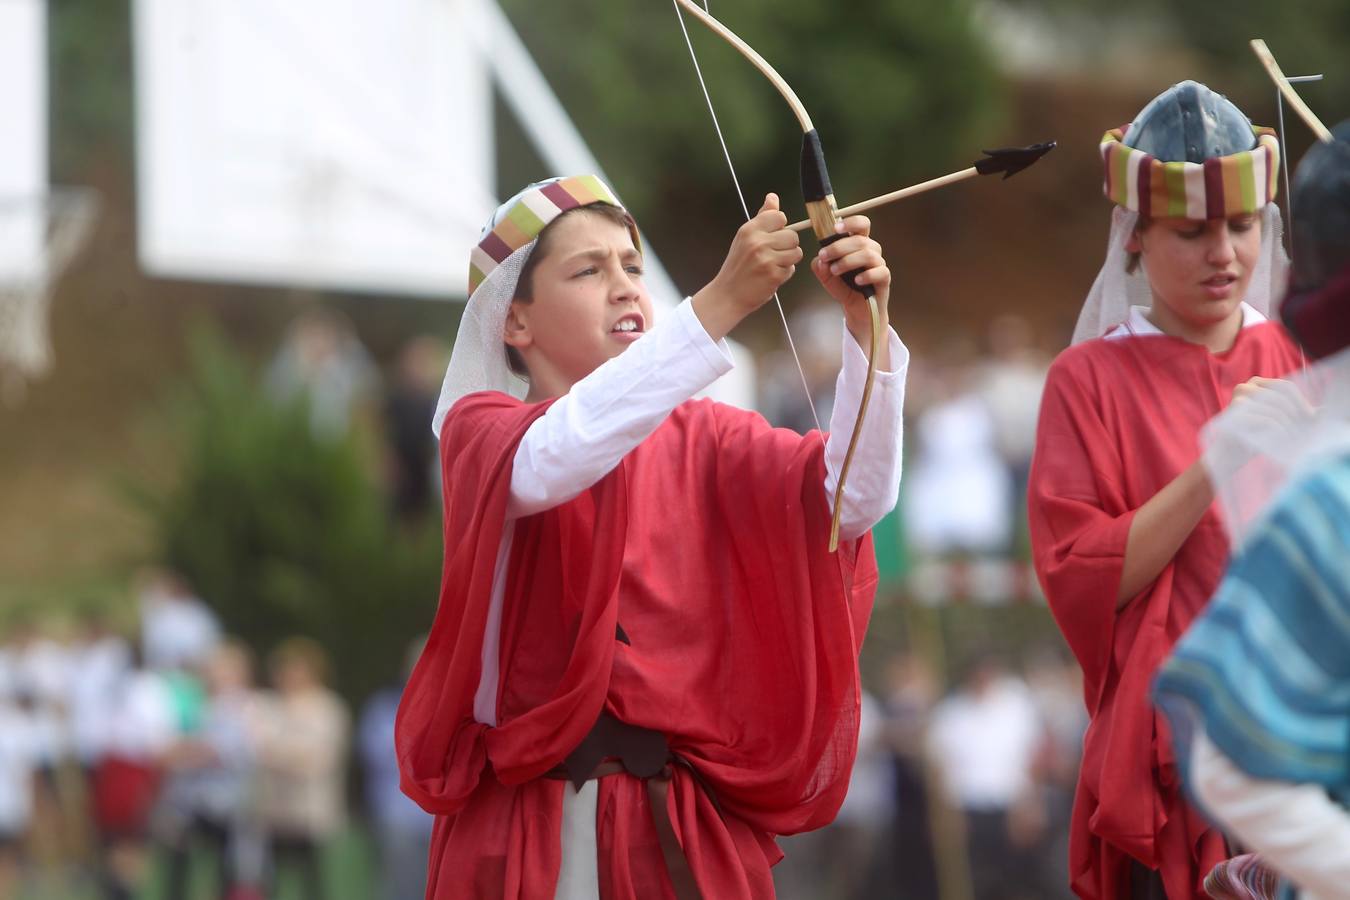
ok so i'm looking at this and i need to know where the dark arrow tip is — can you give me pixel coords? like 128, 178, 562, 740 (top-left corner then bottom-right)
975, 141, 1057, 179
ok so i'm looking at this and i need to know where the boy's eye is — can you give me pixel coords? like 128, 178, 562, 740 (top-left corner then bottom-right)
1229, 217, 1256, 233
625, 265, 644, 276
1178, 225, 1204, 239
572, 267, 598, 278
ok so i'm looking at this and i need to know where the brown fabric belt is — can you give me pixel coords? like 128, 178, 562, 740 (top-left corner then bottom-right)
544, 713, 704, 900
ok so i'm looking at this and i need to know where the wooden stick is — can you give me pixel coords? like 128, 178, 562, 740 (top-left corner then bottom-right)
789, 167, 979, 231
1250, 39, 1333, 143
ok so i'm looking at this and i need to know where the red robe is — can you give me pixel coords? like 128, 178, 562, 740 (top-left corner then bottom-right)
396, 391, 878, 899
1028, 321, 1303, 900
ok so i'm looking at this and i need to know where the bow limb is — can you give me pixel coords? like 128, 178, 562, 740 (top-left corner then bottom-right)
672, 0, 813, 132
672, 0, 879, 551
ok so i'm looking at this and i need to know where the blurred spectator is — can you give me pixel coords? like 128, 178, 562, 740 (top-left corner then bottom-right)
974, 315, 1049, 555
266, 307, 379, 440
92, 654, 179, 900
1023, 646, 1086, 900
256, 639, 350, 900
757, 300, 843, 433
357, 637, 432, 900
881, 652, 940, 900
6, 618, 75, 877
137, 568, 222, 674
904, 339, 1013, 557
158, 640, 267, 900
383, 336, 447, 524
926, 653, 1044, 900
67, 612, 133, 772
0, 674, 40, 900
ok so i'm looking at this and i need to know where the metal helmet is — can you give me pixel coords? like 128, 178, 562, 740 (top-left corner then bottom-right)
1123, 81, 1257, 163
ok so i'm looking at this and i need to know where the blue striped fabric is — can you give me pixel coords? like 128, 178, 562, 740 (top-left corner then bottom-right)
1155, 455, 1350, 898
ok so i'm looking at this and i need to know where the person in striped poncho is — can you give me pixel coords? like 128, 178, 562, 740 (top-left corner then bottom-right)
1155, 121, 1350, 900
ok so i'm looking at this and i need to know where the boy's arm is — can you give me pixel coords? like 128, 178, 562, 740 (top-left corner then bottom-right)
824, 324, 909, 541
509, 299, 733, 518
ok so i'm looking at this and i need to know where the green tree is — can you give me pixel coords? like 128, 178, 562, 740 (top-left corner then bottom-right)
136, 330, 441, 703
499, 0, 1005, 215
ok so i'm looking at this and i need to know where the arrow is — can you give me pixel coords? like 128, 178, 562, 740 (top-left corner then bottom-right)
789, 142, 1056, 232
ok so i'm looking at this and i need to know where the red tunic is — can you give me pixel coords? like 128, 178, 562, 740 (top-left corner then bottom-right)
396, 391, 878, 899
1028, 321, 1303, 899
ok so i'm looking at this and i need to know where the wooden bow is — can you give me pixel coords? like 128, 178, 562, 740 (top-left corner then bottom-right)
672, 0, 879, 551
672, 0, 1054, 551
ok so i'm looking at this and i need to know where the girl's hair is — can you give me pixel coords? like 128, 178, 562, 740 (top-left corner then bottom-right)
1125, 215, 1152, 274
507, 202, 638, 377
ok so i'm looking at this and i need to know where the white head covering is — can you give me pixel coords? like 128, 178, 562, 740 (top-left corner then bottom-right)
432, 175, 636, 435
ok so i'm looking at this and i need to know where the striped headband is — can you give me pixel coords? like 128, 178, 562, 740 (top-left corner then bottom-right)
1101, 125, 1280, 218
467, 175, 638, 294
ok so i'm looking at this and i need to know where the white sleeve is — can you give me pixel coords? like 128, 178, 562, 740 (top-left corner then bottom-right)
1189, 726, 1350, 900
824, 326, 909, 541
509, 298, 734, 518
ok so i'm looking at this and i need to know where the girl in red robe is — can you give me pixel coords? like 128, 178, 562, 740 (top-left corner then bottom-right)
1028, 82, 1305, 900
396, 175, 908, 898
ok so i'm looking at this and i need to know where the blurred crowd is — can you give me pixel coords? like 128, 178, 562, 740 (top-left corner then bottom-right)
0, 568, 431, 900
761, 303, 1054, 565
775, 646, 1087, 900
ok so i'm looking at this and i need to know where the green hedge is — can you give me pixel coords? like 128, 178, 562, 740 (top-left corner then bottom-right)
137, 330, 441, 702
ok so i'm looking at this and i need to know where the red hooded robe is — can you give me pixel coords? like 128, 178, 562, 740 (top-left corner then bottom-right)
1028, 320, 1302, 899
397, 391, 878, 899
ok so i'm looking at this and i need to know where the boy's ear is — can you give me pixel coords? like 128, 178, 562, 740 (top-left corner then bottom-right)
503, 300, 532, 350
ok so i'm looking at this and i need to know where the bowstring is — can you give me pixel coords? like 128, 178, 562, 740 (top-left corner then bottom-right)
670, 0, 826, 442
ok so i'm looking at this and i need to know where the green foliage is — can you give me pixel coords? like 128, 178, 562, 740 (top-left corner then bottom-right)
48, 0, 135, 179
499, 0, 1004, 212
139, 330, 440, 703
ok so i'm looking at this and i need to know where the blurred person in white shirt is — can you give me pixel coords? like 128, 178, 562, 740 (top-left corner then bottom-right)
926, 652, 1046, 900
0, 668, 41, 900
136, 568, 221, 674
905, 340, 1013, 557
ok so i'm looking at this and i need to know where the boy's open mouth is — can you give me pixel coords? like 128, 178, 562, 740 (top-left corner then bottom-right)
611, 313, 645, 334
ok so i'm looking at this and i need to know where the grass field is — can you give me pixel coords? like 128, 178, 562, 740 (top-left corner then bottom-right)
14, 825, 380, 900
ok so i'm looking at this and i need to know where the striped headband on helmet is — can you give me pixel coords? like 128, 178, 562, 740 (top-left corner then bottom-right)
467, 175, 638, 294
1100, 126, 1280, 218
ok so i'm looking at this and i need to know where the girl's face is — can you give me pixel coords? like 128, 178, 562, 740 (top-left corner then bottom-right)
505, 211, 653, 400
1128, 213, 1261, 337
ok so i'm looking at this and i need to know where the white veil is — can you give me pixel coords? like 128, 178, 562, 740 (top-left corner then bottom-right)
431, 241, 535, 436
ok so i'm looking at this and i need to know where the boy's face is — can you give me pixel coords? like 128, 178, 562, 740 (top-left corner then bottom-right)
505, 211, 653, 397
1128, 213, 1261, 331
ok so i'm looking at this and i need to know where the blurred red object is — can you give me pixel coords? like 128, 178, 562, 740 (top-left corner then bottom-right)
91, 755, 162, 837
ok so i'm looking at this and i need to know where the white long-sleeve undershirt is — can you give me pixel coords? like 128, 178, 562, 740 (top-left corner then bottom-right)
1190, 727, 1350, 900
508, 297, 908, 541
